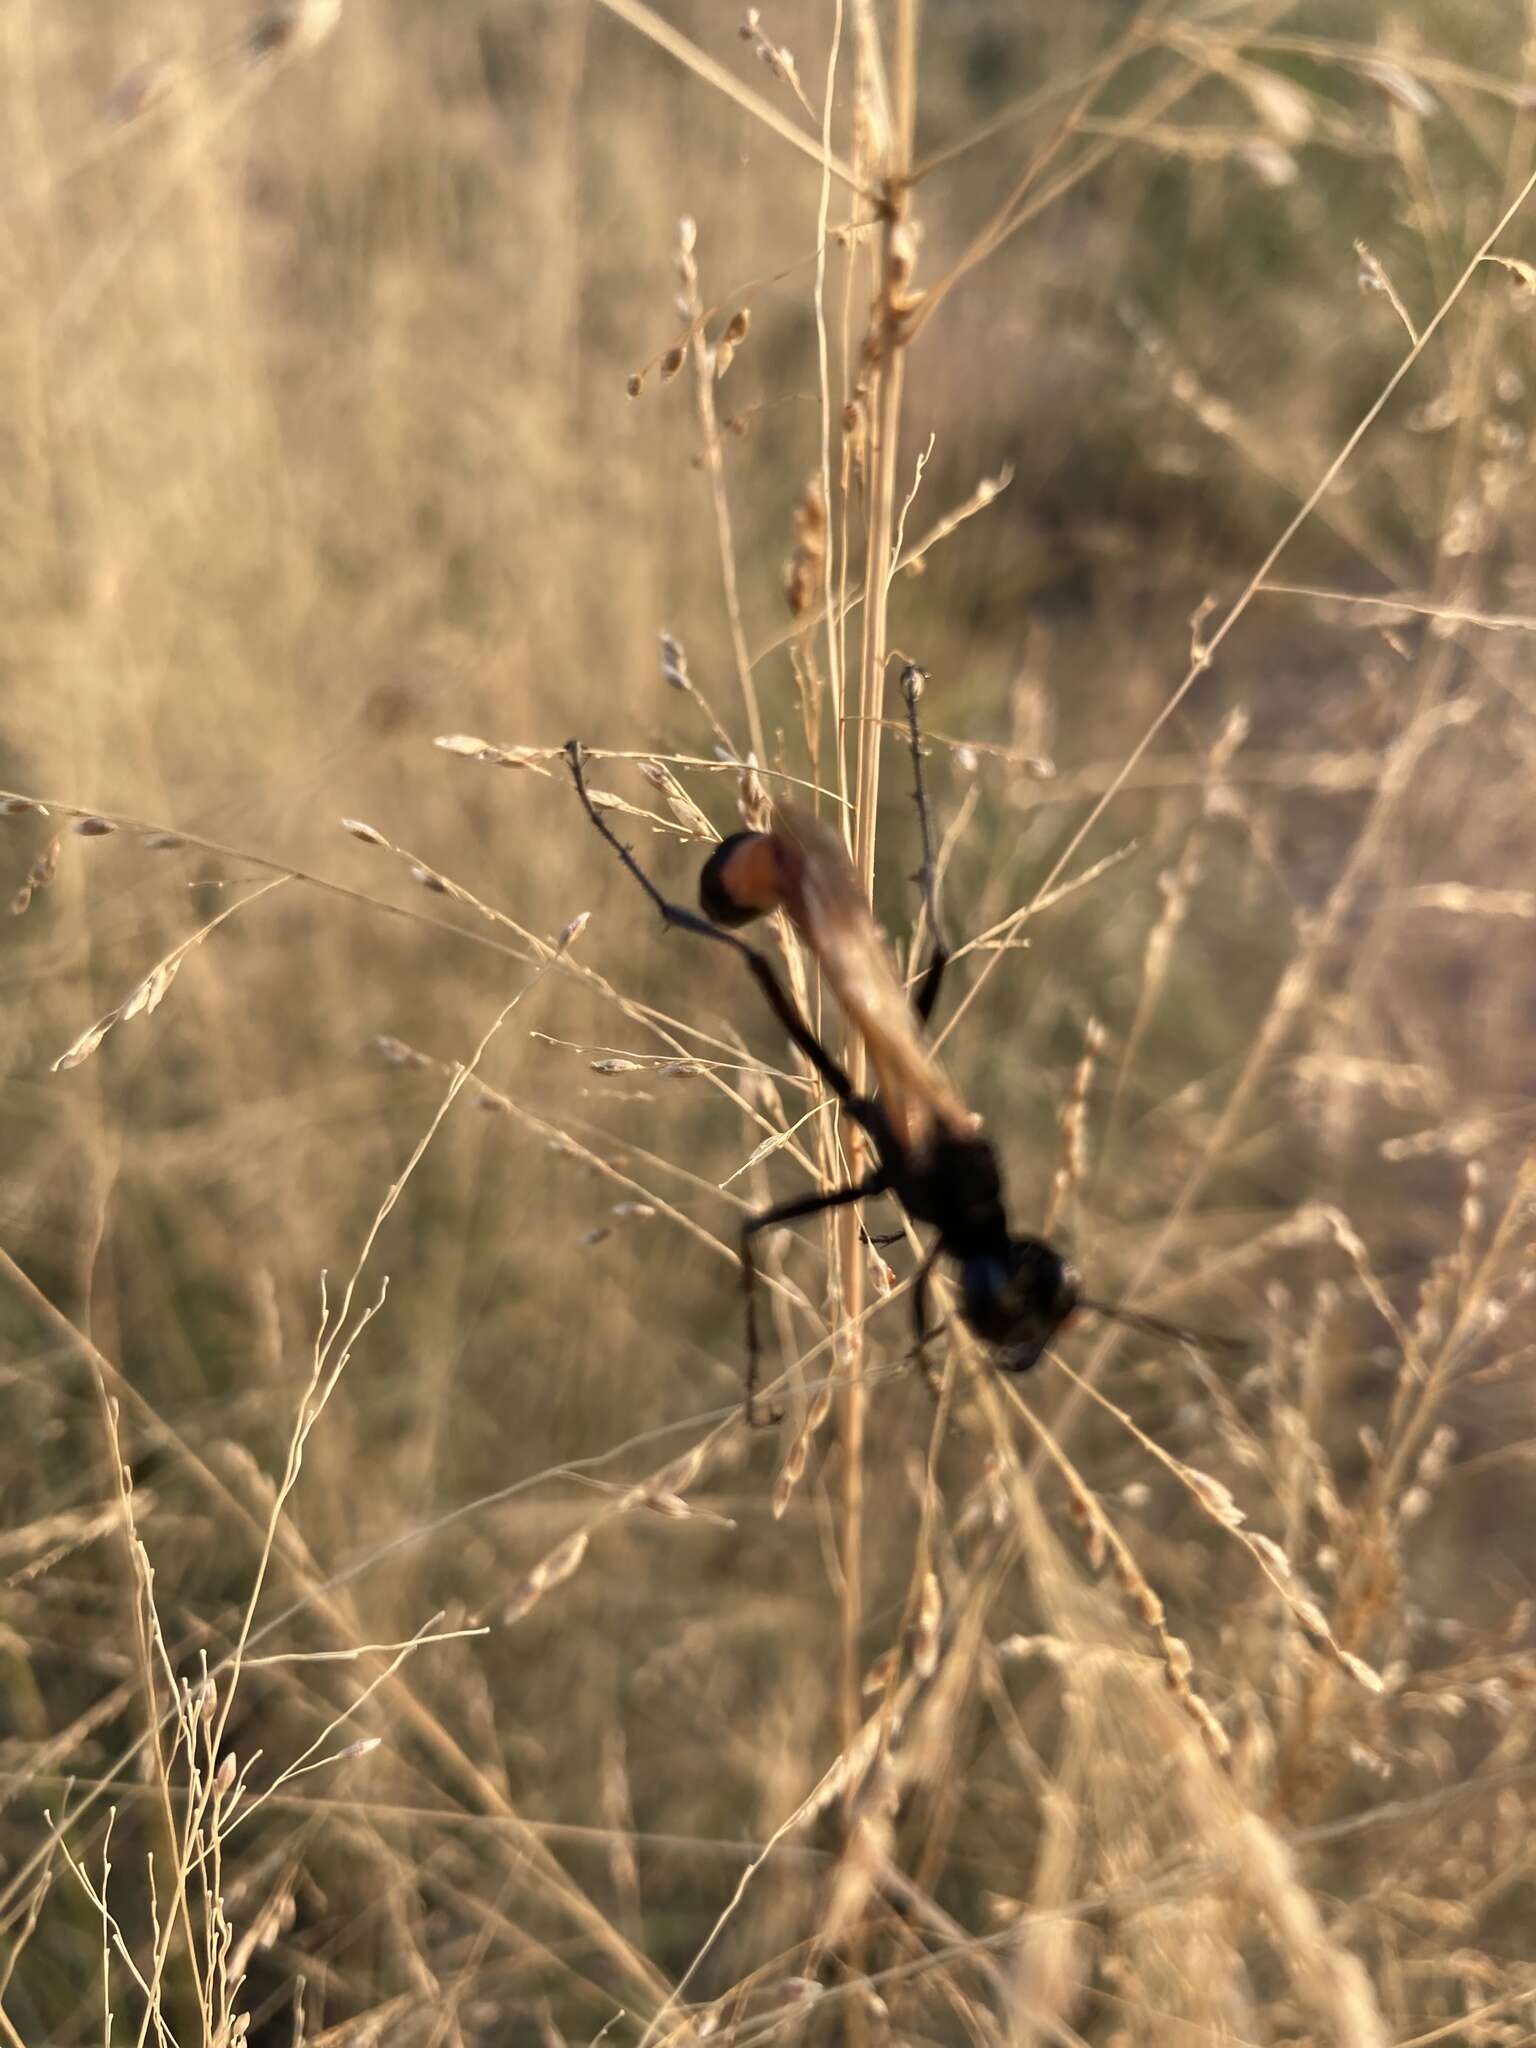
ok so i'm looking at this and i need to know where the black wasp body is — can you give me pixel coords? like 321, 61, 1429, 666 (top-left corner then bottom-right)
568, 668, 1224, 1425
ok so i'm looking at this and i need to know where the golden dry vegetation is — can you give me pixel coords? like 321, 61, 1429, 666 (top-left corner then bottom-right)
3, 2, 1536, 2042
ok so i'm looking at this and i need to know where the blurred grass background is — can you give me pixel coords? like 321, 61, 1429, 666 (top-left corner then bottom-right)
4, 2, 1536, 2042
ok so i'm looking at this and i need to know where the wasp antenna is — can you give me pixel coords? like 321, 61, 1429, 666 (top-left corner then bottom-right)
1078, 1298, 1248, 1359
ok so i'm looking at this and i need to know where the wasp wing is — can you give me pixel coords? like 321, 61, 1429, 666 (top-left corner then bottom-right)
774, 804, 975, 1156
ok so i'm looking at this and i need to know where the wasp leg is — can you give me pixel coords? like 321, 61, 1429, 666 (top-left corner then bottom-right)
899, 670, 952, 1026
909, 1241, 946, 1400
859, 1224, 905, 1250
567, 740, 861, 1105
741, 1170, 892, 1427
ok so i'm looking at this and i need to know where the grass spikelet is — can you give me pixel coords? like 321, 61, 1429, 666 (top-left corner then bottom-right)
638, 759, 716, 841
9, 834, 60, 917
1002, 1380, 1230, 1756
1358, 54, 1438, 118
1397, 1423, 1457, 1528
1043, 1015, 1103, 1234
712, 307, 751, 380
1057, 1356, 1386, 1695
783, 471, 828, 622
736, 755, 771, 833
737, 10, 812, 119
1178, 1464, 1247, 1530
659, 632, 738, 757
771, 1385, 831, 1520
1323, 1206, 1423, 1373
432, 734, 553, 772
910, 1570, 942, 1680
100, 59, 179, 126
1217, 1806, 1389, 2048
1456, 1158, 1487, 1295
659, 631, 690, 692
1230, 56, 1316, 143
624, 1440, 714, 1516
245, 0, 341, 62
53, 880, 288, 1072
374, 1034, 429, 1069
821, 1756, 899, 1949
503, 1530, 590, 1625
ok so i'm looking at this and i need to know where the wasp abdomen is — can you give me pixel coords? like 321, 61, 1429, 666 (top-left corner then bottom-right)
699, 831, 795, 929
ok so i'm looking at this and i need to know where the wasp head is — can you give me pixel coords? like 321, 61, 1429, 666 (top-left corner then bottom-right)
959, 1237, 1079, 1372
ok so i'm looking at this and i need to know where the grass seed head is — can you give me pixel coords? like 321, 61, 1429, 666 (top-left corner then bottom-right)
783, 473, 828, 620
911, 1571, 942, 1680
659, 632, 690, 690
504, 1530, 590, 1624
1360, 56, 1438, 118
10, 835, 61, 916
246, 0, 342, 61
100, 60, 179, 126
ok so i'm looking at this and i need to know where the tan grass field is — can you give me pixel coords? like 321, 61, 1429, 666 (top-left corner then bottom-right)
3, 3, 1536, 2042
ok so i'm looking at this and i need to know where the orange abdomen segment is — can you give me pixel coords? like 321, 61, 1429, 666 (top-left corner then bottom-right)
699, 831, 797, 929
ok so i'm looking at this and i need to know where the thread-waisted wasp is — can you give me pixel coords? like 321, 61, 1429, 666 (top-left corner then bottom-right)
566, 670, 1234, 1424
